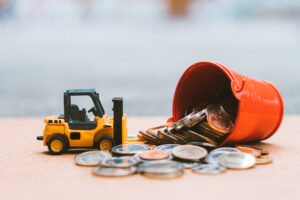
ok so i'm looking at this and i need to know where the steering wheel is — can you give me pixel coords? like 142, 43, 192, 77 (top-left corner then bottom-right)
88, 107, 96, 115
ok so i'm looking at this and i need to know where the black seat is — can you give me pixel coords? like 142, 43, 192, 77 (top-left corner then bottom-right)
70, 104, 87, 122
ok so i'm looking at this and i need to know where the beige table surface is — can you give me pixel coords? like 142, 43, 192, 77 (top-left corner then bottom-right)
0, 116, 300, 200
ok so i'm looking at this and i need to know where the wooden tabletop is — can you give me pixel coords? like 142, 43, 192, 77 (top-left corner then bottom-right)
0, 116, 299, 200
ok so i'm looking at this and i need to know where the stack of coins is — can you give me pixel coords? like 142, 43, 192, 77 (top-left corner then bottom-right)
138, 104, 234, 146
74, 143, 273, 178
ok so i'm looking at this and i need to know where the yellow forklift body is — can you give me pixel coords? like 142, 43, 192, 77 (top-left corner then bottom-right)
43, 114, 128, 147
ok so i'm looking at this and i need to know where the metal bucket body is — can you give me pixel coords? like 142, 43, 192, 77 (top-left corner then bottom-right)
171, 61, 284, 145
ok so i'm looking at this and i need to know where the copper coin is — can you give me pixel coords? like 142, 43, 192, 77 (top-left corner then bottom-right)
235, 146, 261, 158
207, 112, 233, 133
139, 150, 170, 161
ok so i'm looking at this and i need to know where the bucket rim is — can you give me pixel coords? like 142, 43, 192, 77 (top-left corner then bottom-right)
172, 61, 238, 122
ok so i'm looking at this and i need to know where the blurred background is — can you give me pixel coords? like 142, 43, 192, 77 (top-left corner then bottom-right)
0, 0, 299, 117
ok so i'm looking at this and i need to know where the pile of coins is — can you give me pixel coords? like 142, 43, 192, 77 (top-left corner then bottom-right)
138, 104, 234, 147
74, 143, 272, 178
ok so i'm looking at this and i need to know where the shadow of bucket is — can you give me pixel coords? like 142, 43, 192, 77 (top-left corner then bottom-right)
169, 61, 284, 146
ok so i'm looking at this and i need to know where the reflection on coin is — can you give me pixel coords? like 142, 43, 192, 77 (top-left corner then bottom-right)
205, 147, 240, 164
217, 152, 256, 169
100, 156, 138, 168
139, 160, 184, 174
155, 144, 179, 152
172, 145, 208, 161
235, 146, 261, 158
207, 112, 233, 134
139, 150, 170, 161
141, 170, 184, 179
93, 166, 137, 177
75, 151, 112, 166
192, 164, 226, 174
112, 144, 150, 156
256, 157, 273, 165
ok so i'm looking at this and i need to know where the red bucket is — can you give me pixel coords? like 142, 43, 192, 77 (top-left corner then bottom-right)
169, 61, 284, 146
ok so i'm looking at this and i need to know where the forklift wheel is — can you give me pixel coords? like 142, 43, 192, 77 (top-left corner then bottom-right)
96, 136, 115, 151
47, 136, 68, 155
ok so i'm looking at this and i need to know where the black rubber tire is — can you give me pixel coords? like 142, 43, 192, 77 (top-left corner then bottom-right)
47, 136, 68, 155
95, 136, 116, 151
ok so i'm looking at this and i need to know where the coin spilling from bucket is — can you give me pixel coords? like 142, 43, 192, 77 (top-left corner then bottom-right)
138, 104, 234, 146
75, 142, 272, 178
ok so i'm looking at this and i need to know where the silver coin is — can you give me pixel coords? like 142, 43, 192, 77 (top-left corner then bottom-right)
100, 156, 139, 168
205, 147, 240, 164
172, 145, 208, 162
179, 161, 203, 169
167, 109, 206, 132
141, 170, 184, 178
75, 151, 112, 166
217, 152, 256, 169
134, 152, 172, 163
139, 160, 184, 174
255, 156, 273, 165
189, 141, 217, 149
154, 144, 179, 152
192, 164, 226, 174
93, 166, 137, 177
112, 144, 150, 156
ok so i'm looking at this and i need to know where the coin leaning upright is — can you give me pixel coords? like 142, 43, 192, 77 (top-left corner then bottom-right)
172, 145, 208, 161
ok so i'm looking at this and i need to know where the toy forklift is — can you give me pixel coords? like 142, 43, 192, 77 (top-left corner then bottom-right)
37, 89, 141, 155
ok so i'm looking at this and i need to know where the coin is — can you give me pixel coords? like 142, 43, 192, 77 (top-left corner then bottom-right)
154, 144, 179, 152
235, 146, 261, 157
157, 130, 179, 143
234, 145, 269, 155
217, 152, 256, 169
93, 166, 137, 177
178, 161, 203, 169
167, 109, 205, 132
112, 144, 150, 156
100, 156, 138, 168
181, 129, 218, 146
139, 150, 170, 161
188, 141, 217, 150
192, 164, 226, 174
256, 156, 273, 165
138, 160, 184, 174
141, 170, 184, 179
147, 124, 170, 131
75, 151, 112, 166
205, 147, 240, 164
172, 145, 208, 161
207, 112, 233, 134
134, 152, 172, 163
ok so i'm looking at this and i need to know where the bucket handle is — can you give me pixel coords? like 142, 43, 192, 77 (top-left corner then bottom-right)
234, 78, 246, 92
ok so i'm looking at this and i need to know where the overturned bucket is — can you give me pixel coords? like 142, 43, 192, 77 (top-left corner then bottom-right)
169, 61, 284, 146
